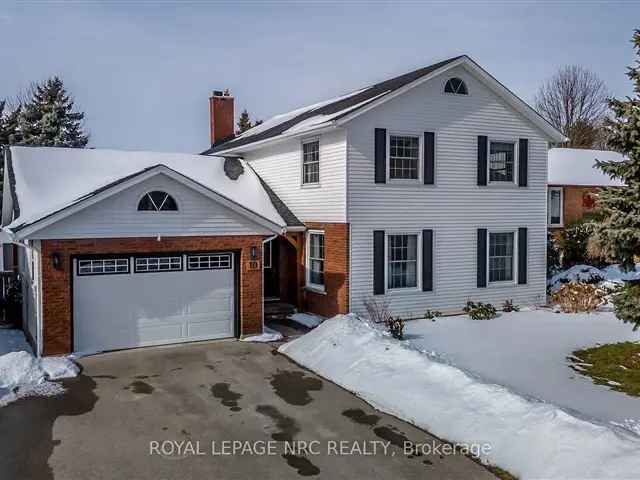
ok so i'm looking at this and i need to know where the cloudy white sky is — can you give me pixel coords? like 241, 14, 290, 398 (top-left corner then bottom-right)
0, 1, 638, 153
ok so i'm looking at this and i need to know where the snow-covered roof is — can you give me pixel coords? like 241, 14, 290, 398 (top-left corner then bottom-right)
205, 55, 564, 155
4, 146, 301, 235
548, 148, 625, 187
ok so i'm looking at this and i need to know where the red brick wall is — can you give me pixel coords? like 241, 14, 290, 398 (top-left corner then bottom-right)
563, 186, 600, 225
41, 236, 265, 355
302, 223, 349, 318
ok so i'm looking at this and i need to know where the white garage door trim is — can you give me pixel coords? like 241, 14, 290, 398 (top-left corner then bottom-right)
72, 251, 238, 353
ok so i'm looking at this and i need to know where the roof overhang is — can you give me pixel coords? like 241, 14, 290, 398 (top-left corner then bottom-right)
210, 56, 566, 156
8, 164, 286, 240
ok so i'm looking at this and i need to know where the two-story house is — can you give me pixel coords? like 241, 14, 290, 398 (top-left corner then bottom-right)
1, 55, 564, 356
205, 55, 564, 320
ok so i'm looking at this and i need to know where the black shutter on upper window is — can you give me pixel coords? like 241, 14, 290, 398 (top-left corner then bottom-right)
373, 230, 385, 295
477, 228, 487, 288
518, 227, 528, 284
422, 229, 433, 291
477, 136, 488, 186
424, 132, 435, 185
518, 138, 528, 187
375, 128, 387, 184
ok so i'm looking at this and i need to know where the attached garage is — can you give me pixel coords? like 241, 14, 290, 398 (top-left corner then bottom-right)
72, 252, 238, 352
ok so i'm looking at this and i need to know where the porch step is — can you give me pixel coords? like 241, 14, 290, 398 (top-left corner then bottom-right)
264, 302, 296, 322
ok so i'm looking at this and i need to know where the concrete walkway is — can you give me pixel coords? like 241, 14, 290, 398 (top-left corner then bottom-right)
0, 340, 496, 479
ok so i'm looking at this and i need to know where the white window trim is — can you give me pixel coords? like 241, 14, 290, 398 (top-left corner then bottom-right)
135, 189, 180, 214
305, 230, 325, 293
487, 229, 518, 286
548, 187, 564, 227
387, 131, 423, 183
300, 137, 321, 187
384, 231, 422, 293
487, 138, 518, 186
442, 77, 470, 96
263, 239, 273, 269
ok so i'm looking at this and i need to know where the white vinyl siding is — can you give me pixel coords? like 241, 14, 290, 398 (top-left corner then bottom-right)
242, 129, 347, 223
347, 65, 547, 317
30, 173, 273, 239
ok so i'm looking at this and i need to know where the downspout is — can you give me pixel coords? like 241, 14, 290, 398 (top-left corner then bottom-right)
260, 233, 278, 335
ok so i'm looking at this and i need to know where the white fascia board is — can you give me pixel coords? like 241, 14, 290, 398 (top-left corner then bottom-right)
209, 124, 339, 156
14, 165, 284, 239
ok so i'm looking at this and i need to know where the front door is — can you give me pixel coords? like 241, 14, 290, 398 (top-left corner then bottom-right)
263, 239, 280, 299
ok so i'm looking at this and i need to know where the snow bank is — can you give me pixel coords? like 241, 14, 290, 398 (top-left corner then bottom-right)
288, 313, 324, 328
0, 329, 79, 407
241, 326, 283, 343
548, 264, 640, 292
279, 314, 640, 479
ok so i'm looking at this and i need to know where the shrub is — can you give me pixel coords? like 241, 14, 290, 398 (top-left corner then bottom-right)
463, 301, 497, 320
424, 309, 442, 321
551, 283, 605, 313
556, 219, 606, 268
612, 283, 640, 330
363, 296, 392, 325
386, 317, 405, 340
547, 231, 561, 277
502, 299, 520, 312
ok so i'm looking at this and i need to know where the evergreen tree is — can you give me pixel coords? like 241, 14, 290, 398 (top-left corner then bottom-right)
17, 76, 88, 147
592, 30, 640, 272
236, 109, 253, 134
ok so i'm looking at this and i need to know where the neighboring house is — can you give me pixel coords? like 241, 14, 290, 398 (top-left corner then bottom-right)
206, 55, 564, 321
547, 148, 624, 229
2, 54, 565, 357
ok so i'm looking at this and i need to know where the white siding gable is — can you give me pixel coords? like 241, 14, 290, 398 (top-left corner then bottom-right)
243, 129, 347, 223
31, 173, 273, 239
346, 65, 548, 316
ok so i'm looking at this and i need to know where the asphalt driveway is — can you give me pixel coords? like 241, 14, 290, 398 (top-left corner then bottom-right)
0, 340, 495, 479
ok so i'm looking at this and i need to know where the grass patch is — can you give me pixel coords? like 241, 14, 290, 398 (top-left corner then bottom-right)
570, 342, 640, 397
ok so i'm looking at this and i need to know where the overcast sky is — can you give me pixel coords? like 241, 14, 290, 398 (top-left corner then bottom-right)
0, 1, 638, 153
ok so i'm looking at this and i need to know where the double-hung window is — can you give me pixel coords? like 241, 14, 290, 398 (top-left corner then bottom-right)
489, 141, 516, 183
389, 135, 420, 180
387, 234, 418, 289
307, 231, 325, 289
548, 187, 563, 226
488, 232, 515, 283
302, 140, 320, 185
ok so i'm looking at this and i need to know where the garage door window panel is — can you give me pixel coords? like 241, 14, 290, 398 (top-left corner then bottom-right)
135, 256, 183, 273
187, 254, 232, 270
78, 258, 130, 276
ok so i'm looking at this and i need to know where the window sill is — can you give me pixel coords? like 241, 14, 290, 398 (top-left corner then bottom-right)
484, 182, 519, 189
487, 281, 517, 288
386, 287, 423, 295
301, 183, 321, 189
305, 285, 326, 295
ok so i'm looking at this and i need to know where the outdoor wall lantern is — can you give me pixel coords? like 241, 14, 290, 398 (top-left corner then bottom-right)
250, 246, 258, 261
51, 252, 63, 271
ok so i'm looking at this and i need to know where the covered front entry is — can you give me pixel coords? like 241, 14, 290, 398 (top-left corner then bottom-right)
72, 252, 237, 352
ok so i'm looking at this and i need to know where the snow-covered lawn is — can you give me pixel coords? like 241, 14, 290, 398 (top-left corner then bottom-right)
405, 309, 640, 434
0, 328, 79, 407
279, 314, 640, 479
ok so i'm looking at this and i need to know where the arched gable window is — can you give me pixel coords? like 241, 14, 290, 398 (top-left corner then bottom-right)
444, 77, 468, 95
137, 191, 178, 212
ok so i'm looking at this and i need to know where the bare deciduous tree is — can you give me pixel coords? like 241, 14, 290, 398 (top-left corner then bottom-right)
535, 65, 610, 147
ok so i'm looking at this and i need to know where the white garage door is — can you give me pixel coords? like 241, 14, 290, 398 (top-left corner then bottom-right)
73, 252, 235, 352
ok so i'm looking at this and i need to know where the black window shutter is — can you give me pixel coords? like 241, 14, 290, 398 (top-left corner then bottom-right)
424, 132, 435, 185
518, 227, 527, 284
518, 138, 528, 187
477, 136, 488, 186
375, 128, 387, 184
373, 230, 385, 295
477, 228, 487, 288
422, 229, 433, 291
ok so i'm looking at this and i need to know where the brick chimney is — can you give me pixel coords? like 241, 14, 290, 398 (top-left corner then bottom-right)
209, 89, 234, 146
